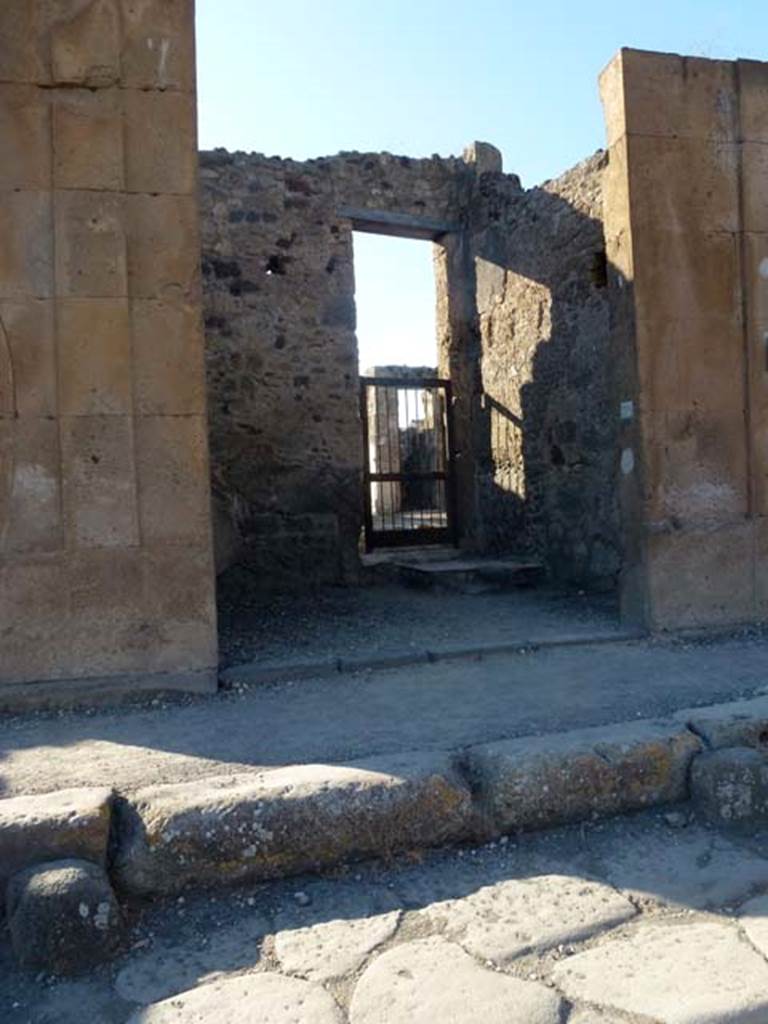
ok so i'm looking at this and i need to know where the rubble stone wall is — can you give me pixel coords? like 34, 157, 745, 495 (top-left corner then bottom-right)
199, 145, 619, 590
199, 150, 476, 584
470, 152, 620, 585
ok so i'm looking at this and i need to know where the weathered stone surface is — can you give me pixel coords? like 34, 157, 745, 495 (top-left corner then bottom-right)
274, 882, 400, 981
738, 893, 768, 959
678, 694, 768, 750
466, 719, 701, 833
0, 0, 216, 699
568, 1011, 627, 1024
115, 911, 269, 1005
420, 873, 634, 964
7, 859, 122, 974
552, 921, 768, 1023
349, 936, 563, 1024
690, 747, 768, 826
127, 973, 343, 1024
113, 753, 472, 896
592, 821, 768, 909
0, 786, 112, 894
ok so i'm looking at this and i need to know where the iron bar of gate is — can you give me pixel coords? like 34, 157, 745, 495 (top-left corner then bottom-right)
359, 375, 458, 551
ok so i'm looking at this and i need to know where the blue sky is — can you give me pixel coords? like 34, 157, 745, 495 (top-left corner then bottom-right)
196, 1, 766, 368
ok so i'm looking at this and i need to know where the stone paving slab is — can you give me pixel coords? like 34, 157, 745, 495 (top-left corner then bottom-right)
738, 893, 768, 958
419, 873, 635, 964
589, 821, 768, 909
552, 921, 768, 1023
274, 882, 401, 982
115, 910, 270, 1005
127, 973, 344, 1023
349, 936, 563, 1024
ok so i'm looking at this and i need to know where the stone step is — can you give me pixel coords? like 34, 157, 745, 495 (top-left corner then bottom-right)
393, 556, 545, 593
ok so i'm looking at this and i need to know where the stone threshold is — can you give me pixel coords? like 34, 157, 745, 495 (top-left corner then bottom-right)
220, 627, 644, 688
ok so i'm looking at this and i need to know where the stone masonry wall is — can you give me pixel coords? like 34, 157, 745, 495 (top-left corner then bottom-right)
0, 0, 217, 693
199, 145, 618, 590
199, 150, 475, 585
470, 152, 620, 585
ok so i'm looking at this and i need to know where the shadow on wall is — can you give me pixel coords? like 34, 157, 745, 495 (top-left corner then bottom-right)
460, 151, 626, 591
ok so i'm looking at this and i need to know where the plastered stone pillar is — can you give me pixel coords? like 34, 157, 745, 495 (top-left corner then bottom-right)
0, 0, 217, 697
600, 48, 768, 629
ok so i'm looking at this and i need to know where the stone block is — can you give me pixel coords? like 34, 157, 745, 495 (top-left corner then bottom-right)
744, 233, 768, 326
632, 228, 740, 324
7, 859, 123, 973
0, 417, 62, 554
748, 375, 768, 517
132, 300, 206, 414
0, 786, 112, 892
742, 143, 768, 233
552, 921, 768, 1024
61, 415, 139, 548
52, 87, 124, 191
111, 752, 472, 895
0, 300, 57, 416
135, 415, 210, 546
350, 937, 563, 1024
0, 557, 67, 667
54, 190, 128, 297
0, 84, 51, 190
123, 89, 197, 195
598, 51, 626, 149
48, 0, 121, 87
645, 522, 754, 628
636, 316, 745, 417
755, 517, 768, 617
738, 59, 768, 143
691, 747, 768, 827
677, 694, 768, 751
61, 547, 183, 679
119, 0, 196, 91
126, 194, 200, 300
417, 874, 635, 966
610, 49, 738, 143
626, 133, 739, 236
0, 4, 49, 83
464, 720, 701, 834
0, 558, 69, 684
643, 406, 748, 526
140, 545, 217, 672
126, 974, 343, 1024
601, 138, 632, 266
57, 298, 132, 415
0, 191, 54, 298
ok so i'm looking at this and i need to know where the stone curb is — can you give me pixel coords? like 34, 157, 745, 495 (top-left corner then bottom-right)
220, 629, 644, 688
464, 720, 702, 835
0, 787, 113, 903
3, 694, 768, 909
111, 751, 473, 897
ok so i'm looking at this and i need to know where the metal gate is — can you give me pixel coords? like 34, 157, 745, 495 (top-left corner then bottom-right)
360, 375, 458, 551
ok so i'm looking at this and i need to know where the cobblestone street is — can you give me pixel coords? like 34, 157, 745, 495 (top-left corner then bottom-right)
5, 809, 768, 1023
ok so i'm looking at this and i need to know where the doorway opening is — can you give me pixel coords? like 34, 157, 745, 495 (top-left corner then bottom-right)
352, 231, 457, 551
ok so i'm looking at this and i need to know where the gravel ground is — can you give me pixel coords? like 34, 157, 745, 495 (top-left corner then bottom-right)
216, 572, 622, 668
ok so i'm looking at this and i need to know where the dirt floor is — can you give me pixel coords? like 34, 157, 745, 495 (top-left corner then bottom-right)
216, 574, 624, 668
